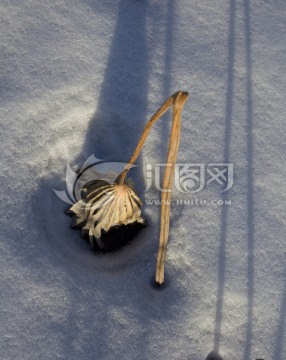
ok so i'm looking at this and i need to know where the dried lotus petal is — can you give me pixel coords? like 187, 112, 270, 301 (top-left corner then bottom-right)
67, 180, 145, 250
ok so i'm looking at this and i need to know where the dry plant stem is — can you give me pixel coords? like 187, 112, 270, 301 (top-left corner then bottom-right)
118, 94, 175, 186
156, 92, 188, 285
117, 91, 189, 285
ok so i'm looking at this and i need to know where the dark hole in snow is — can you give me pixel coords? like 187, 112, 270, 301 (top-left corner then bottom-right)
206, 351, 223, 360
86, 222, 146, 252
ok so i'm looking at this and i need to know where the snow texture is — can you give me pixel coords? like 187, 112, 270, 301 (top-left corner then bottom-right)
1, 0, 286, 359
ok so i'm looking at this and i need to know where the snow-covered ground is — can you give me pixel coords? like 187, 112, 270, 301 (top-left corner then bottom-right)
1, 0, 286, 359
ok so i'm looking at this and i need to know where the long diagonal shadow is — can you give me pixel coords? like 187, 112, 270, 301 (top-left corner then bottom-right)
212, 0, 236, 355
161, 1, 186, 228
78, 0, 149, 185
160, 0, 174, 163
243, 0, 255, 359
211, 1, 255, 358
164, 0, 174, 100
62, 1, 150, 355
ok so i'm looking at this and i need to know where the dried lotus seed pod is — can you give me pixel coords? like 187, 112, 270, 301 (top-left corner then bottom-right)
67, 179, 145, 251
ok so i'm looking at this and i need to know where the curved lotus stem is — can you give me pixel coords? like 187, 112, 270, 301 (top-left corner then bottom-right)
117, 91, 189, 285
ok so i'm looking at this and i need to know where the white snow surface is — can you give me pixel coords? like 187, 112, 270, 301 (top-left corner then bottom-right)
1, 0, 286, 359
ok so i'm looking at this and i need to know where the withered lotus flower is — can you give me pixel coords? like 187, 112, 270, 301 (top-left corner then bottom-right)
67, 91, 189, 285
67, 179, 145, 251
